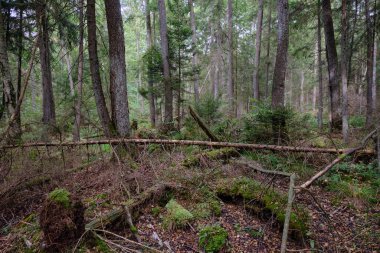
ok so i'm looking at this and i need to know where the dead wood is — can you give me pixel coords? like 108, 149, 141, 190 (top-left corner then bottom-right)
1, 138, 375, 155
280, 173, 296, 253
85, 183, 178, 230
299, 128, 378, 189
188, 106, 220, 142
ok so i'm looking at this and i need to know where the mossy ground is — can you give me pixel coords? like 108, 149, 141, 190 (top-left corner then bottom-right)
199, 225, 228, 253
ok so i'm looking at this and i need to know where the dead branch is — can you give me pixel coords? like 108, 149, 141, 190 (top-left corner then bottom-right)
188, 105, 220, 142
280, 173, 296, 253
299, 128, 378, 189
1, 138, 375, 155
235, 158, 292, 177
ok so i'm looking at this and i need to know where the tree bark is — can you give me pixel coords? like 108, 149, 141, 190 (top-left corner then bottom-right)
372, 38, 377, 113
104, 0, 131, 137
265, 1, 272, 99
0, 6, 21, 140
341, 0, 349, 143
317, 0, 323, 129
365, 0, 374, 128
158, 0, 173, 129
189, 0, 200, 102
87, 0, 113, 138
227, 0, 235, 117
36, 1, 56, 127
145, 0, 156, 128
300, 70, 304, 112
73, 0, 84, 142
271, 0, 289, 144
252, 0, 264, 101
322, 0, 340, 131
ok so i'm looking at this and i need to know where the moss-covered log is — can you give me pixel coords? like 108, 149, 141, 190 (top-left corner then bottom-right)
215, 177, 309, 239
183, 147, 240, 167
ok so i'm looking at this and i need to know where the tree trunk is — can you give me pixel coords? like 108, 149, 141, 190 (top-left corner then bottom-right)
300, 71, 304, 112
189, 0, 200, 102
145, 0, 156, 128
104, 0, 131, 137
158, 0, 173, 129
322, 0, 340, 131
265, 0, 272, 99
365, 0, 374, 128
227, 0, 235, 117
252, 0, 264, 101
317, 0, 323, 129
59, 39, 75, 96
36, 1, 56, 127
373, 38, 377, 115
341, 0, 349, 143
271, 0, 289, 144
0, 6, 21, 140
73, 0, 84, 142
87, 0, 113, 138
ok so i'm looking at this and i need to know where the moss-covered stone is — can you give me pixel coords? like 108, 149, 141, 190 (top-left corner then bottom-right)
199, 225, 228, 253
163, 199, 194, 229
183, 148, 240, 167
48, 188, 71, 208
216, 177, 310, 237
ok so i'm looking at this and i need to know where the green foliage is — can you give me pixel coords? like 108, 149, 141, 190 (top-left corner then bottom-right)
48, 188, 71, 208
349, 115, 366, 128
323, 162, 379, 205
163, 199, 194, 229
199, 225, 228, 253
194, 94, 222, 125
243, 102, 313, 143
183, 148, 239, 167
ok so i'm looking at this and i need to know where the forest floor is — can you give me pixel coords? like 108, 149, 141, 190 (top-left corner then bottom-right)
0, 143, 379, 252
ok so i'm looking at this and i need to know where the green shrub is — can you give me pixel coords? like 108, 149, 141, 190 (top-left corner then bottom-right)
349, 115, 366, 128
199, 225, 228, 253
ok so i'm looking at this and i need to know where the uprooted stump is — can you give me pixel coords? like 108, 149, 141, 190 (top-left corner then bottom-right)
183, 147, 240, 167
215, 177, 310, 239
39, 188, 85, 252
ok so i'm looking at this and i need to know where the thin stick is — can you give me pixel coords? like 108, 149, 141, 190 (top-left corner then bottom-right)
280, 173, 295, 253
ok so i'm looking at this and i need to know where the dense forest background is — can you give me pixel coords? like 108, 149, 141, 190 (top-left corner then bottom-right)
0, 0, 379, 252
0, 0, 379, 144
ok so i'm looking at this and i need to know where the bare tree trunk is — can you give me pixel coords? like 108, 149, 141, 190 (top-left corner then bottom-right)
36, 1, 56, 127
73, 0, 84, 142
300, 70, 304, 112
341, 0, 349, 143
365, 0, 374, 128
265, 0, 272, 99
87, 0, 113, 138
372, 35, 377, 118
59, 39, 75, 96
271, 0, 289, 144
322, 0, 340, 131
189, 0, 200, 102
252, 0, 264, 101
158, 0, 173, 129
317, 0, 323, 129
0, 6, 21, 140
145, 0, 156, 128
227, 0, 235, 117
104, 0, 131, 137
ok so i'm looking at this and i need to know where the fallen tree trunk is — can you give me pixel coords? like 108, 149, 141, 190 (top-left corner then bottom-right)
85, 183, 177, 230
0, 138, 375, 155
299, 129, 378, 189
188, 106, 219, 142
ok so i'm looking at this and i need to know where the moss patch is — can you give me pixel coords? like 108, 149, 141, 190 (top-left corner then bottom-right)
183, 148, 240, 167
48, 188, 71, 208
163, 199, 194, 229
199, 225, 228, 253
216, 177, 309, 238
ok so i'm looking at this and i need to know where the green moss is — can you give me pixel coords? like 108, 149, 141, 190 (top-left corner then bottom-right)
199, 225, 228, 253
183, 148, 239, 167
216, 177, 310, 237
151, 206, 162, 216
163, 199, 194, 229
48, 188, 71, 208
